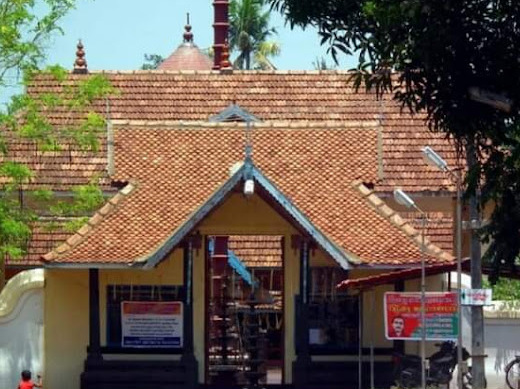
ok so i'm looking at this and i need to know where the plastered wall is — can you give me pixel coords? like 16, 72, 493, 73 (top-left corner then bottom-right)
0, 270, 44, 389
45, 269, 89, 389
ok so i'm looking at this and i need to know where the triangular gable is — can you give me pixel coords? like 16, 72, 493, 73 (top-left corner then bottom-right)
143, 158, 355, 269
209, 103, 260, 123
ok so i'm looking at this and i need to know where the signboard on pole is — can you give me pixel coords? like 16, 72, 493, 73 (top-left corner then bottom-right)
384, 292, 458, 341
121, 301, 183, 348
461, 289, 492, 306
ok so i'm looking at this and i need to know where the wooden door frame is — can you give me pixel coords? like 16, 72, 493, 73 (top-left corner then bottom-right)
203, 234, 287, 385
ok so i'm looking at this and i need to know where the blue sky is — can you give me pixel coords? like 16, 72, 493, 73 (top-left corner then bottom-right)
41, 0, 356, 71
0, 0, 357, 109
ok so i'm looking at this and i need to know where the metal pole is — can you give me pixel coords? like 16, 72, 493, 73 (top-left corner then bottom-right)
421, 215, 427, 389
466, 142, 486, 389
456, 170, 464, 389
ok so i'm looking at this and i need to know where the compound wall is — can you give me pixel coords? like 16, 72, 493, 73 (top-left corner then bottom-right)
0, 269, 44, 389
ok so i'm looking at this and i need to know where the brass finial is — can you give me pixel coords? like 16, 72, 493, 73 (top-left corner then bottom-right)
73, 39, 88, 74
183, 13, 193, 43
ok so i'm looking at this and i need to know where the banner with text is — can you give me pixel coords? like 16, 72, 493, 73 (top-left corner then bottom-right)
384, 292, 458, 341
121, 301, 183, 348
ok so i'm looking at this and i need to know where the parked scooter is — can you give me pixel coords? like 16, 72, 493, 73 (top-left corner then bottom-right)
393, 341, 471, 389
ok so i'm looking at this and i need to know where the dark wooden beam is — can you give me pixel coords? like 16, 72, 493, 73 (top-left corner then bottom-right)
294, 237, 311, 388
87, 268, 102, 361
181, 236, 198, 389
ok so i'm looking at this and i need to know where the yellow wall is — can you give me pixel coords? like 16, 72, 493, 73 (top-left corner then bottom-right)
44, 254, 185, 389
45, 269, 89, 389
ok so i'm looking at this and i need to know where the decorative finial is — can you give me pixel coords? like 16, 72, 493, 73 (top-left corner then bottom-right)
220, 39, 232, 73
73, 39, 88, 74
183, 13, 193, 43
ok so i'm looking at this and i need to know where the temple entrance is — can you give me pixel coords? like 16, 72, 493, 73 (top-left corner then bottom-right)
205, 235, 284, 386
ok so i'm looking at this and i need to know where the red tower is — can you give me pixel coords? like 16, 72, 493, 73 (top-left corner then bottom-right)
213, 0, 230, 70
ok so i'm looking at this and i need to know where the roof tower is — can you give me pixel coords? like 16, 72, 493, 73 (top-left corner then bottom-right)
158, 14, 213, 71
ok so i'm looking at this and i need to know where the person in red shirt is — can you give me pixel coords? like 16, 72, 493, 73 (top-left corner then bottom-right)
17, 370, 42, 389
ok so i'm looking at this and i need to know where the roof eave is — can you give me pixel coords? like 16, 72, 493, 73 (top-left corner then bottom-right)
44, 261, 143, 269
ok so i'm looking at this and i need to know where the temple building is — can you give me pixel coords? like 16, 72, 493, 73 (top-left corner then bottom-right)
3, 1, 465, 389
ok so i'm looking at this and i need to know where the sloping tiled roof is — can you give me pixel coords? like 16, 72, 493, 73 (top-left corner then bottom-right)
0, 132, 110, 190
228, 235, 283, 268
158, 45, 213, 71
352, 181, 453, 263
42, 121, 453, 267
407, 211, 454, 253
378, 118, 459, 192
7, 221, 71, 266
26, 70, 458, 192
337, 260, 468, 291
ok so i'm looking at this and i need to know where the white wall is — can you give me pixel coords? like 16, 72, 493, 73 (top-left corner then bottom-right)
483, 304, 520, 389
0, 270, 44, 389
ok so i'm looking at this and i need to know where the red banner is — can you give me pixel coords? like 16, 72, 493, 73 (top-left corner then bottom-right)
384, 292, 458, 341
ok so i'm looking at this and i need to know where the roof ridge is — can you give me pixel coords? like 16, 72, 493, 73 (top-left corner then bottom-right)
110, 119, 380, 129
41, 180, 138, 262
75, 69, 358, 75
351, 180, 454, 262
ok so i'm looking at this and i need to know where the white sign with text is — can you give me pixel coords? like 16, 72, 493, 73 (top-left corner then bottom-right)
121, 301, 183, 348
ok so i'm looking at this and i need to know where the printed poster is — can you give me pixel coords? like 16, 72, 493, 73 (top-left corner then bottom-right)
384, 292, 458, 341
121, 301, 183, 348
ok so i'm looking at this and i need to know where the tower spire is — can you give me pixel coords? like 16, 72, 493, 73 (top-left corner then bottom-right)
73, 39, 88, 74
183, 13, 193, 43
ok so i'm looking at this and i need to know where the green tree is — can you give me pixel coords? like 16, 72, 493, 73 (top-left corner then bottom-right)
269, 0, 520, 282
0, 0, 76, 87
484, 277, 520, 301
230, 0, 280, 70
140, 53, 164, 70
312, 56, 337, 71
0, 0, 113, 287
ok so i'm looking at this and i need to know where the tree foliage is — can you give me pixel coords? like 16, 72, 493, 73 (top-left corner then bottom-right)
269, 0, 520, 282
0, 0, 76, 86
230, 0, 280, 70
0, 67, 113, 286
484, 277, 520, 301
140, 53, 164, 70
0, 0, 114, 287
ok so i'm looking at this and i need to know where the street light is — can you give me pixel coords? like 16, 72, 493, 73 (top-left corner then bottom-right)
393, 188, 428, 389
421, 146, 464, 389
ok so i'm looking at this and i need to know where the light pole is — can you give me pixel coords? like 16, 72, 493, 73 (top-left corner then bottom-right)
393, 188, 427, 389
421, 146, 464, 389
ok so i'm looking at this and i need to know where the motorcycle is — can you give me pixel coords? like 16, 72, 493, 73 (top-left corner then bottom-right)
393, 341, 472, 389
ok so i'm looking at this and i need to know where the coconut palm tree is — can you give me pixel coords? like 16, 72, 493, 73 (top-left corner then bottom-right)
229, 0, 280, 70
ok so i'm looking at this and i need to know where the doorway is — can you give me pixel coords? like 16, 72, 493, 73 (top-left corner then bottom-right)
205, 235, 284, 386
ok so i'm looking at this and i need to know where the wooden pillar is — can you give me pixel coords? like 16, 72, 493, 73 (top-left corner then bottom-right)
181, 235, 199, 388
293, 236, 311, 389
87, 268, 102, 361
